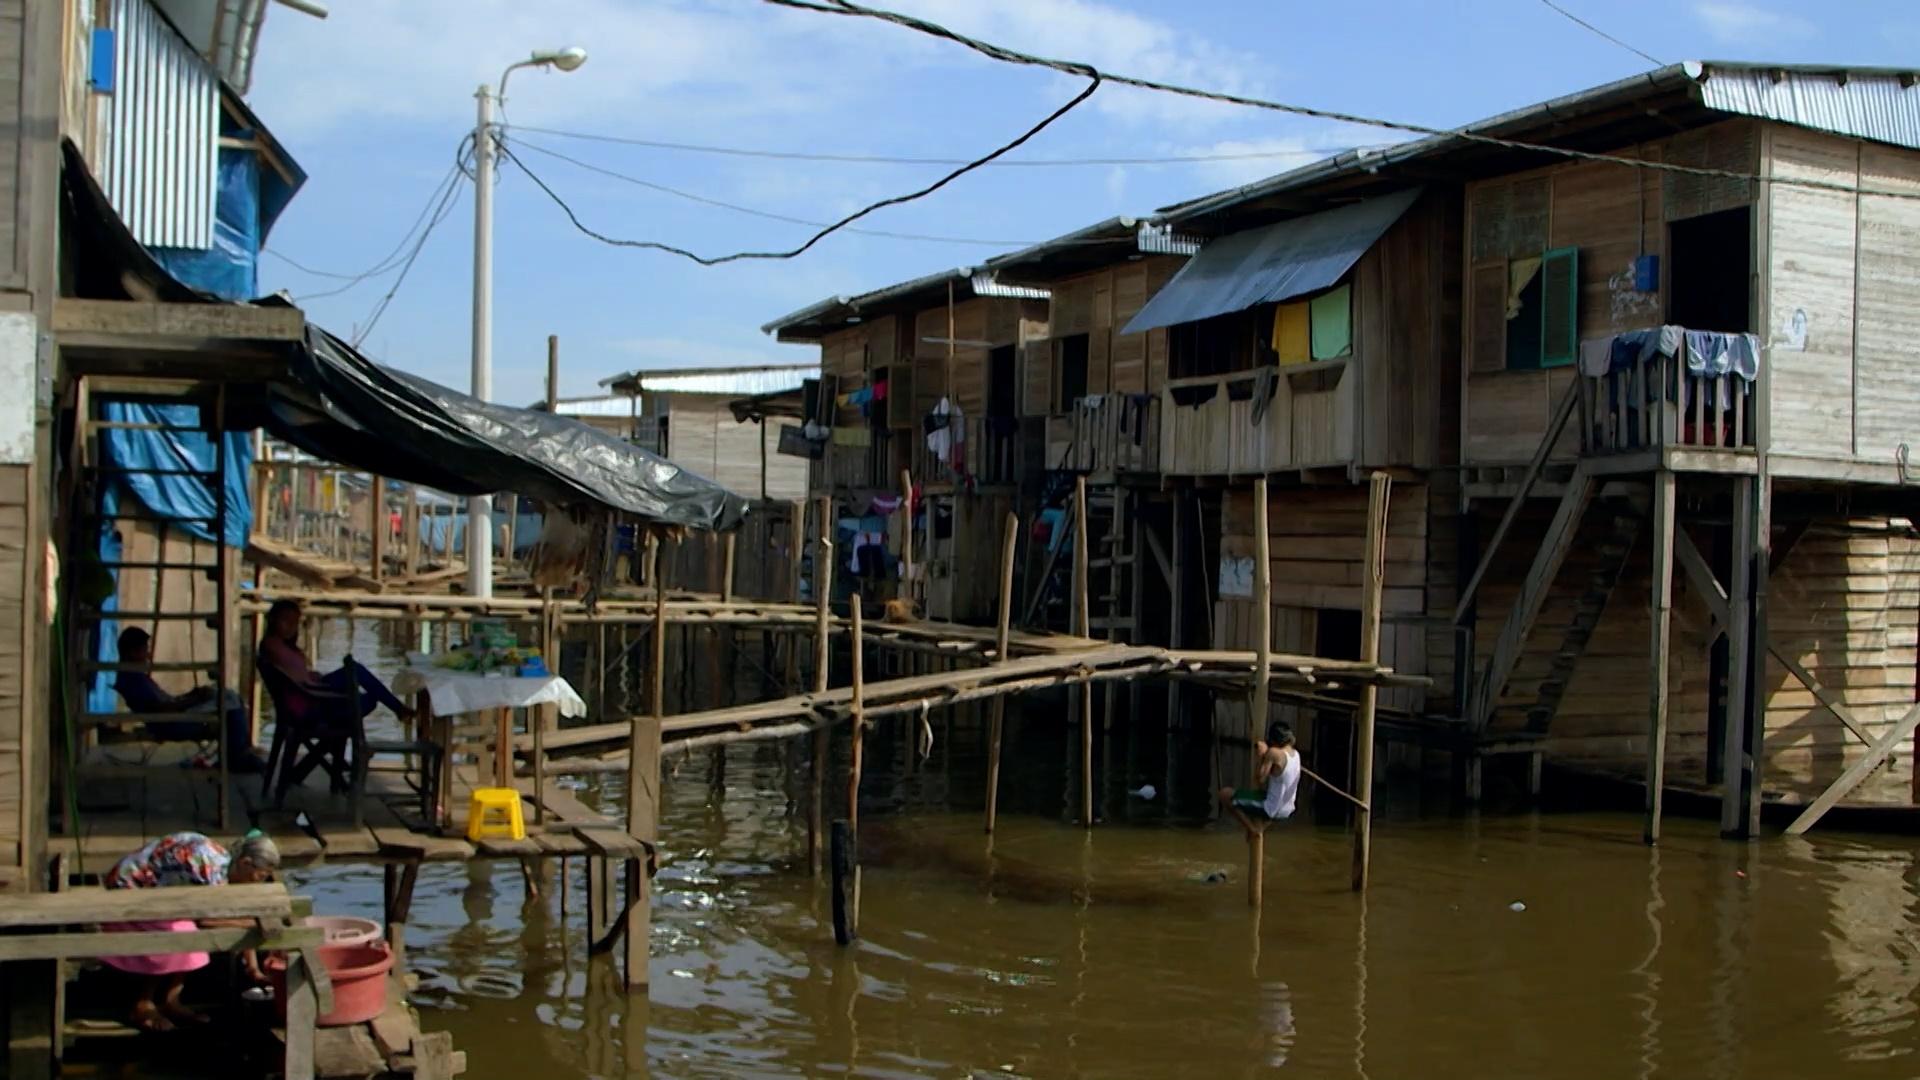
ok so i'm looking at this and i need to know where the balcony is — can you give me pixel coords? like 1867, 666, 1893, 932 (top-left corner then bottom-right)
1158, 360, 1351, 477
911, 416, 1021, 488
1577, 329, 1758, 458
1049, 393, 1159, 477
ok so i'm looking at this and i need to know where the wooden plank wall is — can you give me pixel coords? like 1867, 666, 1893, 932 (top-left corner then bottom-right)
665, 397, 809, 501
1766, 129, 1920, 464
0, 468, 25, 868
1474, 503, 1920, 798
1355, 193, 1462, 472
1033, 258, 1180, 412
1158, 364, 1355, 476
1213, 483, 1434, 716
1461, 123, 1749, 465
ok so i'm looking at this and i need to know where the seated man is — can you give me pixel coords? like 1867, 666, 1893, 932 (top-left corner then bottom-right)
114, 627, 268, 773
1218, 721, 1301, 831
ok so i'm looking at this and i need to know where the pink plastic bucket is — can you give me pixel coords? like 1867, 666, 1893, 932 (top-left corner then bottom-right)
306, 915, 382, 949
268, 941, 396, 1027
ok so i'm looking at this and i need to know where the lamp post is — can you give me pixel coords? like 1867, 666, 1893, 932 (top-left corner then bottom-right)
469, 46, 587, 598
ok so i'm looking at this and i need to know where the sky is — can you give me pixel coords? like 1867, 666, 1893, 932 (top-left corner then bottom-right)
246, 0, 1918, 406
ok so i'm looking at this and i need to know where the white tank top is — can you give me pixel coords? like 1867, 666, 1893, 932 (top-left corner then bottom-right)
1265, 749, 1301, 820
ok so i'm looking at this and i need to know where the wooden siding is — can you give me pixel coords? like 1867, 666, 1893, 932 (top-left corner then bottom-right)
1213, 482, 1439, 717
1160, 363, 1355, 476
1355, 193, 1461, 472
1854, 143, 1920, 462
1764, 126, 1859, 458
665, 395, 809, 501
1473, 503, 1920, 798
0, 467, 25, 870
1032, 258, 1179, 408
1461, 125, 1741, 466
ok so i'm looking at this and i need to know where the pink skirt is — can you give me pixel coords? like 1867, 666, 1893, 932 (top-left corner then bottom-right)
101, 919, 210, 976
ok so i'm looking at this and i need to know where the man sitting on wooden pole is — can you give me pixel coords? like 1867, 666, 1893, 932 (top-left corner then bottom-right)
1218, 721, 1301, 832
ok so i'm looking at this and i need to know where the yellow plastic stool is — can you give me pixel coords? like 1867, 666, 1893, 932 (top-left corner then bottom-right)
466, 787, 527, 842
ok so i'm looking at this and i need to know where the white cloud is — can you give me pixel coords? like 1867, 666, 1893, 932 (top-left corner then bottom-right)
1693, 1, 1817, 45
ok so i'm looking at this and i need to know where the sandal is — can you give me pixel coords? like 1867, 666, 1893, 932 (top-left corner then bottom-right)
130, 999, 176, 1034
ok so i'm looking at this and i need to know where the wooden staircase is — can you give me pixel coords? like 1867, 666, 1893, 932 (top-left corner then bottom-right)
1523, 491, 1649, 732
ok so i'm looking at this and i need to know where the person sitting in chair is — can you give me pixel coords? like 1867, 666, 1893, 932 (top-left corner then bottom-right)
1218, 721, 1301, 830
258, 600, 412, 726
113, 627, 268, 774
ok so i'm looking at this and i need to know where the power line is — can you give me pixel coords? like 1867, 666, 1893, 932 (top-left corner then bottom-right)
1538, 0, 1663, 68
497, 75, 1102, 265
350, 140, 473, 347
272, 142, 473, 300
763, 0, 1920, 203
513, 137, 1083, 247
502, 122, 1337, 169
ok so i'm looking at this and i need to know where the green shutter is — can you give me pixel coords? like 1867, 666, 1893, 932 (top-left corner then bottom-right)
1539, 246, 1579, 368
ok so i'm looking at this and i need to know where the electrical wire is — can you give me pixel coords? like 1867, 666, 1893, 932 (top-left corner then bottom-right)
276, 133, 477, 301
349, 138, 474, 347
496, 75, 1102, 265
1538, 0, 1664, 68
501, 122, 1338, 169
763, 0, 1920, 202
513, 136, 1076, 247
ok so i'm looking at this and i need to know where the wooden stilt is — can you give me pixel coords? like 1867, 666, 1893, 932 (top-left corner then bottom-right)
1747, 475, 1771, 833
899, 469, 914, 607
1721, 476, 1757, 839
1352, 472, 1390, 892
1167, 489, 1185, 730
623, 714, 661, 991
785, 499, 804, 691
369, 475, 386, 581
1250, 477, 1271, 906
985, 511, 1018, 834
810, 495, 833, 875
1075, 477, 1093, 828
1646, 469, 1676, 845
838, 606, 866, 941
848, 604, 866, 836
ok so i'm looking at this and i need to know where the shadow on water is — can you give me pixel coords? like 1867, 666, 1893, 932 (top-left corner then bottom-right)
257, 620, 1920, 1079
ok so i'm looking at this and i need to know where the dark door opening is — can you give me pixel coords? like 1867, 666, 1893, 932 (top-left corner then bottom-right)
1668, 206, 1753, 333
1056, 334, 1089, 411
988, 344, 1017, 418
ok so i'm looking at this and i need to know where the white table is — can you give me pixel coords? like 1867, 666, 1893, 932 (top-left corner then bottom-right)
391, 661, 585, 826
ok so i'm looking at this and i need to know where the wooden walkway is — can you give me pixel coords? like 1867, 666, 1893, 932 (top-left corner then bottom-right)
51, 739, 646, 877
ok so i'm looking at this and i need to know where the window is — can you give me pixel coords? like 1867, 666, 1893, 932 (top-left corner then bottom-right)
1055, 334, 1089, 413
1501, 247, 1579, 370
1668, 206, 1751, 333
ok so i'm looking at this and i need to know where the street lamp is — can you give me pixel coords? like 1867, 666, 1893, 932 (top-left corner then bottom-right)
469, 46, 588, 598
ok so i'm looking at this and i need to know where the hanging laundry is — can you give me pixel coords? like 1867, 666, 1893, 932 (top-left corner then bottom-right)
1250, 367, 1279, 426
1506, 258, 1542, 319
802, 420, 830, 442
831, 427, 872, 448
1272, 301, 1311, 365
925, 397, 965, 465
847, 386, 874, 407
871, 379, 889, 401
1310, 285, 1352, 360
867, 493, 901, 515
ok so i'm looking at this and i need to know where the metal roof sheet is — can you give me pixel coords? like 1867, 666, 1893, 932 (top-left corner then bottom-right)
1695, 65, 1920, 151
1123, 189, 1419, 335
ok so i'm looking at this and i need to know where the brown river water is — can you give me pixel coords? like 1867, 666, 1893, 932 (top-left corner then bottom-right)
191, 625, 1920, 1076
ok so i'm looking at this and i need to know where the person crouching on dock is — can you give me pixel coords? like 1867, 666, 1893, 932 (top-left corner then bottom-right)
1219, 722, 1301, 830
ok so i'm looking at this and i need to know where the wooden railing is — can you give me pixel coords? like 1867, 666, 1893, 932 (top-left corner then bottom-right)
1158, 360, 1351, 476
817, 429, 898, 491
1051, 393, 1159, 476
1578, 344, 1757, 455
913, 415, 1020, 487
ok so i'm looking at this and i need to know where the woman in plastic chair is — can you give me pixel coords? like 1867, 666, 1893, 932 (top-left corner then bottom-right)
257, 600, 413, 787
101, 830, 280, 1032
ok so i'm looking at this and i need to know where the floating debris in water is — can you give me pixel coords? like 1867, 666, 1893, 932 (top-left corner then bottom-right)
1190, 869, 1230, 885
1129, 784, 1158, 800
1509, 901, 1527, 913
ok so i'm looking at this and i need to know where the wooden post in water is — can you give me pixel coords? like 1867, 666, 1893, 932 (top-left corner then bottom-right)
899, 469, 914, 608
1075, 476, 1093, 828
1646, 470, 1676, 845
1352, 472, 1391, 893
722, 532, 737, 603
985, 511, 1018, 834
836, 604, 865, 942
1249, 477, 1271, 907
649, 536, 667, 721
810, 495, 834, 875
848, 605, 866, 835
368, 475, 386, 581
785, 499, 804, 692
625, 709, 662, 992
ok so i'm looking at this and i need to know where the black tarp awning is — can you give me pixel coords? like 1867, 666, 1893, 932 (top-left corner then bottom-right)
61, 139, 748, 532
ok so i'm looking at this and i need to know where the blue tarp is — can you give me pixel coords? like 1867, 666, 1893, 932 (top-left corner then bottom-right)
87, 402, 253, 714
151, 146, 261, 302
1123, 189, 1421, 335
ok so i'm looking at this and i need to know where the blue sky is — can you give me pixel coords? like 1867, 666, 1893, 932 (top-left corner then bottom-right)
247, 0, 1917, 406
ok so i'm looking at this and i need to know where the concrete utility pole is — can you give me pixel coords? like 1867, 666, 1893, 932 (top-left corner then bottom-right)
468, 47, 587, 597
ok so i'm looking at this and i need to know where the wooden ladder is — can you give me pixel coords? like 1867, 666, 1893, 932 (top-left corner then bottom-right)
1524, 491, 1648, 732
1468, 466, 1594, 732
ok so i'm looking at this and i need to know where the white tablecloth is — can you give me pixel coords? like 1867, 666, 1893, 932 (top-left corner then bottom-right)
391, 665, 587, 719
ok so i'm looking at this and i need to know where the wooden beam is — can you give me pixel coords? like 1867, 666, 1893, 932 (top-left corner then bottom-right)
1352, 472, 1390, 891
1075, 476, 1092, 828
53, 298, 304, 344
1453, 380, 1578, 624
810, 495, 832, 875
1722, 476, 1758, 839
1249, 477, 1272, 906
1645, 470, 1675, 845
1471, 467, 1593, 729
985, 512, 1017, 835
1786, 700, 1920, 835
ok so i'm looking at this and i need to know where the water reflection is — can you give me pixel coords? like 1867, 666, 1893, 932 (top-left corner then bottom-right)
266, 621, 1920, 1079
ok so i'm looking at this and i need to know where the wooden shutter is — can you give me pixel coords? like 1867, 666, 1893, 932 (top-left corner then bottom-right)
1021, 339, 1051, 417
1470, 262, 1508, 373
1539, 247, 1580, 368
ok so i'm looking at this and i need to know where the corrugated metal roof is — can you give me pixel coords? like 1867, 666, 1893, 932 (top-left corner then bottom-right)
105, 0, 219, 250
1696, 65, 1920, 151
553, 396, 640, 418
1124, 189, 1419, 335
597, 364, 819, 398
